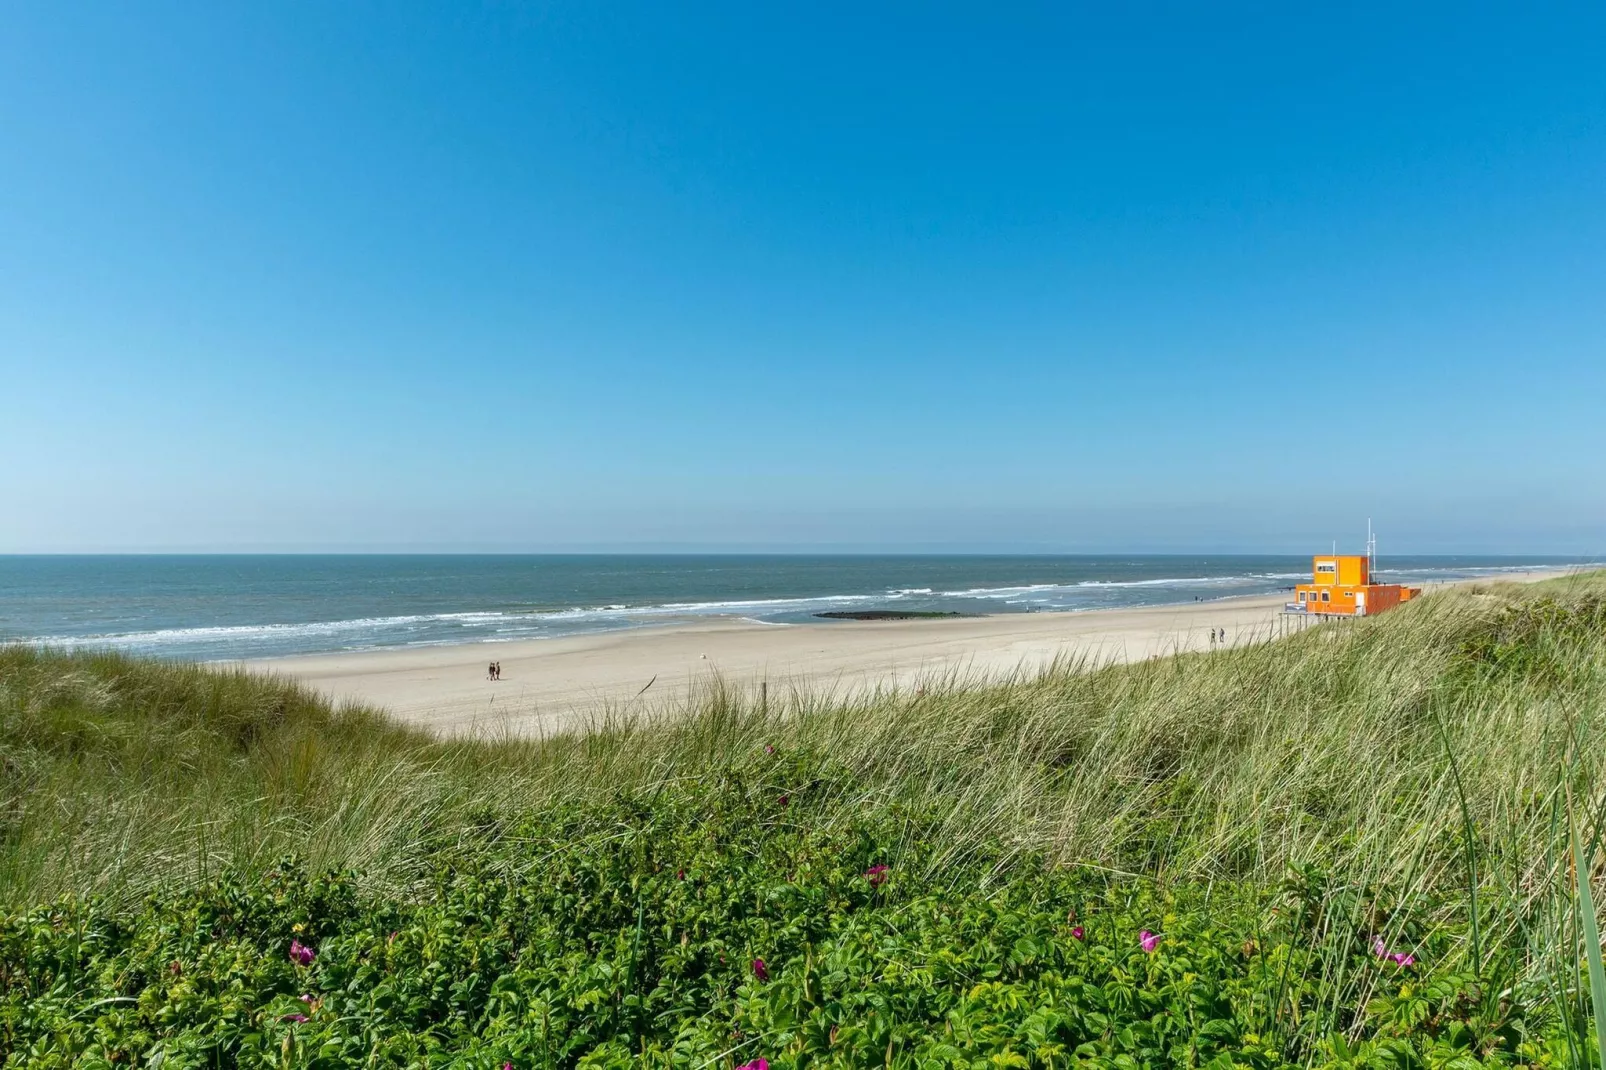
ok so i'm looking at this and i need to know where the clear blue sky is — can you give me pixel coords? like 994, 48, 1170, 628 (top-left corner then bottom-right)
3, 2, 1603, 553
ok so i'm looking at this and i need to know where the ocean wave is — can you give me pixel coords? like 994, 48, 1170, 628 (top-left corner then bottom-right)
13, 561, 1588, 661
1376, 563, 1600, 577
935, 574, 1277, 600
12, 595, 882, 653
7, 574, 1297, 652
24, 611, 513, 650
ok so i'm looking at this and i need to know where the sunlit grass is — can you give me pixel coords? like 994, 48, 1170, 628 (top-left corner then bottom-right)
3, 570, 1604, 1057
4, 574, 1603, 901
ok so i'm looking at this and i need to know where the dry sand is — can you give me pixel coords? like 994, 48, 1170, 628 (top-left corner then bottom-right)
252, 569, 1577, 738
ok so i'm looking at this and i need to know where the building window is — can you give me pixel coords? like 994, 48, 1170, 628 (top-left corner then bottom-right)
1298, 591, 1306, 602
1321, 591, 1330, 602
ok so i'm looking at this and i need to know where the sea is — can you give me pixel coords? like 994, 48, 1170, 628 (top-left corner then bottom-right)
0, 554, 1594, 662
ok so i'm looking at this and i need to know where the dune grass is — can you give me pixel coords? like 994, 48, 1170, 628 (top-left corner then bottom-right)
2, 572, 1605, 1065
5, 572, 1604, 906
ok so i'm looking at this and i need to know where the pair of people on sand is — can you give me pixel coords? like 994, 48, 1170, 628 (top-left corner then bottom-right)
487, 660, 502, 680
1209, 627, 1228, 645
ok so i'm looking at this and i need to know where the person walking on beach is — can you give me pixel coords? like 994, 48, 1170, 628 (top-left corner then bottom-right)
488, 661, 498, 681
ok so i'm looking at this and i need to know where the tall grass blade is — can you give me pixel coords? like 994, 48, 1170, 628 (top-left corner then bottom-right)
1572, 818, 1606, 1070
1432, 703, 1482, 974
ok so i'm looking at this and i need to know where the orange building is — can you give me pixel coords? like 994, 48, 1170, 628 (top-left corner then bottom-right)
1289, 554, 1421, 617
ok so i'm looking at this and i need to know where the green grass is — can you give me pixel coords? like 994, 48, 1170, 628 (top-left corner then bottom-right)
2, 572, 1605, 1066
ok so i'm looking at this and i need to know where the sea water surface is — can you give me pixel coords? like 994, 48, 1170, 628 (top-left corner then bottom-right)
0, 555, 1591, 662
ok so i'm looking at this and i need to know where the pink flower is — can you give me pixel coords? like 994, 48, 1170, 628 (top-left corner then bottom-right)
764, 745, 775, 754
280, 1013, 309, 1023
864, 864, 890, 887
1372, 935, 1417, 966
777, 794, 789, 808
1139, 930, 1160, 953
503, 1063, 513, 1070
1071, 926, 1085, 940
751, 957, 768, 981
736, 1060, 769, 1070
288, 939, 315, 967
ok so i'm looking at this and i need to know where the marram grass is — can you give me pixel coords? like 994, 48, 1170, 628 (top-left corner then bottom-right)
2, 572, 1605, 1067
5, 573, 1603, 906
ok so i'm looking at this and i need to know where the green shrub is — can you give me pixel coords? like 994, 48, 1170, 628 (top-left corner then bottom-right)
0, 779, 1570, 1068
3, 572, 1605, 1066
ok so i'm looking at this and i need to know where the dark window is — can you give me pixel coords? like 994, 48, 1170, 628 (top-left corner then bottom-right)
1322, 591, 1330, 602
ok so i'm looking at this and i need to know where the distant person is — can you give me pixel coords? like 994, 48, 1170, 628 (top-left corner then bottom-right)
488, 661, 497, 681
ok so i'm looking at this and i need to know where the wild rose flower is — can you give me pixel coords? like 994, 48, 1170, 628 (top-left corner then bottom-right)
288, 939, 315, 967
777, 794, 789, 808
1071, 926, 1085, 940
503, 1063, 513, 1070
751, 957, 768, 981
865, 864, 890, 887
280, 1013, 309, 1024
736, 1060, 769, 1070
1139, 930, 1160, 953
1372, 935, 1417, 966
764, 745, 775, 754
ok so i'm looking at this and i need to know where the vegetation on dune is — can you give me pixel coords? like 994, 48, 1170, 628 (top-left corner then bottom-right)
2, 573, 1605, 1066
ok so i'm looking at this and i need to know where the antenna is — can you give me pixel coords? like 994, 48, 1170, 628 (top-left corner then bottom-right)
1367, 518, 1375, 581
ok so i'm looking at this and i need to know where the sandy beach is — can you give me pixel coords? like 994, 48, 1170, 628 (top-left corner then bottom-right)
252, 569, 1575, 737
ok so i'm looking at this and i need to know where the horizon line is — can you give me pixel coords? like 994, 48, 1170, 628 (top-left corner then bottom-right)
1, 547, 1598, 558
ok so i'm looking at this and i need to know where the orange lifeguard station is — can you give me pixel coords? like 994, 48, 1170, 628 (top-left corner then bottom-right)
1288, 525, 1421, 617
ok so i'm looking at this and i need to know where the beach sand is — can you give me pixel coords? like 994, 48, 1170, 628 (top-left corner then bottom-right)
253, 570, 1573, 738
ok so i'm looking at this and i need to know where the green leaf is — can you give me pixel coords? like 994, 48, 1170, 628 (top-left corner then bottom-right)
1572, 819, 1606, 1070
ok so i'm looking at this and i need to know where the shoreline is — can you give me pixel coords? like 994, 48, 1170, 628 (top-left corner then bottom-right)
252, 568, 1581, 737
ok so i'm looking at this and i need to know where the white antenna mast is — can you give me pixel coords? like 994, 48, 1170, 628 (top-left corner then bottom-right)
1367, 518, 1376, 579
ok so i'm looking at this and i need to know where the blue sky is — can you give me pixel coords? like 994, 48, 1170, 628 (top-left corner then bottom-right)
2, 2, 1603, 553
